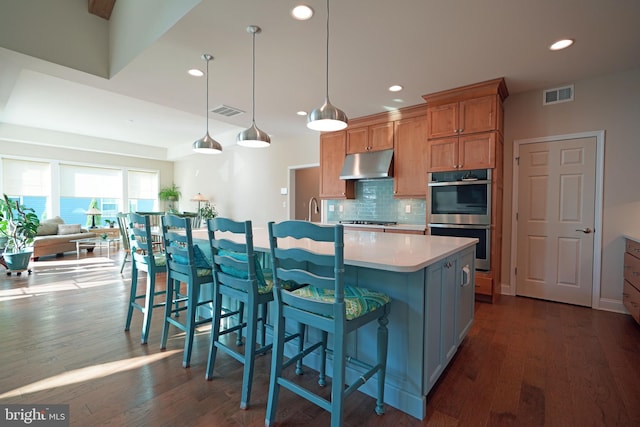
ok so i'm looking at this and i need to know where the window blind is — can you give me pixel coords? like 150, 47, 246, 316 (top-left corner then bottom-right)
2, 158, 50, 196
60, 164, 122, 198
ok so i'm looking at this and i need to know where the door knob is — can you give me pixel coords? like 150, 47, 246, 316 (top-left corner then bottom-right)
575, 227, 593, 234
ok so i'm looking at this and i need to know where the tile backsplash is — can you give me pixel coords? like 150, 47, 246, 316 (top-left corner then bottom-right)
325, 178, 426, 224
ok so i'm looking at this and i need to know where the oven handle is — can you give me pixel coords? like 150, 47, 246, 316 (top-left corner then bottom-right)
428, 179, 491, 187
428, 223, 491, 230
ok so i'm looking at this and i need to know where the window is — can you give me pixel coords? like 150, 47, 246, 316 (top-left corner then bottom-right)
128, 170, 158, 213
59, 164, 123, 226
2, 159, 50, 219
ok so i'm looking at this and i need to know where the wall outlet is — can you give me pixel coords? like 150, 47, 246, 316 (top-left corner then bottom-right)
405, 204, 411, 213
329, 205, 335, 212
338, 205, 343, 212
280, 187, 288, 195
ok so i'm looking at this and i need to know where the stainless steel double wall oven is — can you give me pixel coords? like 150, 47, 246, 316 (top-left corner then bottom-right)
428, 169, 491, 271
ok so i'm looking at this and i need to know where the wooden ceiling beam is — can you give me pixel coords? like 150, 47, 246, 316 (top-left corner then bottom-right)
88, 0, 116, 20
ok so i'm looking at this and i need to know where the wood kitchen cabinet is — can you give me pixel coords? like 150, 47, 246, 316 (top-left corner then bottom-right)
319, 131, 354, 199
427, 132, 496, 172
426, 95, 497, 140
393, 114, 428, 197
423, 77, 508, 302
623, 238, 640, 324
346, 121, 394, 154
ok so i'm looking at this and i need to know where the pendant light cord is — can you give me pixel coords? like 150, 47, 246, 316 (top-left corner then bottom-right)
325, 0, 330, 101
252, 30, 256, 123
205, 56, 210, 134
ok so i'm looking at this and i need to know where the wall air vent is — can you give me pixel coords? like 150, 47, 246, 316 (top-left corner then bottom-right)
210, 104, 245, 117
543, 85, 574, 105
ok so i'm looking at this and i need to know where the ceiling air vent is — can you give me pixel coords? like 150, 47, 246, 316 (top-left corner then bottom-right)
210, 104, 245, 117
543, 85, 574, 105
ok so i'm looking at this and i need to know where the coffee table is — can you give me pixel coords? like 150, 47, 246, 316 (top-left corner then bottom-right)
71, 237, 120, 259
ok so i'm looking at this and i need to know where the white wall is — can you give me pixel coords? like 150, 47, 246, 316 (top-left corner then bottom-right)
503, 67, 640, 308
173, 133, 319, 226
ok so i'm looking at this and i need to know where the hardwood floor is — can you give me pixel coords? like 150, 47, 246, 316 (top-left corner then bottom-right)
1, 251, 639, 426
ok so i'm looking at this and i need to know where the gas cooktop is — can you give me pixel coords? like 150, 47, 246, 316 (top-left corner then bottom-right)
339, 220, 398, 226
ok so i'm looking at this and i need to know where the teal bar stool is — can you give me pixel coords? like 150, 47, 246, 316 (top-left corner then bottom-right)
204, 217, 273, 409
160, 214, 238, 368
124, 212, 167, 344
116, 212, 131, 274
265, 221, 391, 427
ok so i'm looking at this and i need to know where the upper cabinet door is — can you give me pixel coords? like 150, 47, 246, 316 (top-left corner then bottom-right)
320, 131, 354, 199
346, 127, 368, 154
394, 116, 428, 197
346, 122, 394, 154
458, 132, 496, 170
459, 95, 496, 135
369, 122, 394, 152
427, 102, 458, 139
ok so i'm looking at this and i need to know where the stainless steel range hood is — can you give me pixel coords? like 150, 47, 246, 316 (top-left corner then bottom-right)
339, 149, 393, 180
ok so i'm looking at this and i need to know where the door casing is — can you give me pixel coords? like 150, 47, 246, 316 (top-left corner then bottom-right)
508, 131, 604, 308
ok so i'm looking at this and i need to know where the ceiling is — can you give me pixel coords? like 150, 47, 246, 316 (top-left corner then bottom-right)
1, 0, 639, 161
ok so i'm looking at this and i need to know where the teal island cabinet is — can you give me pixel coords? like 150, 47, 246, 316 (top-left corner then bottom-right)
192, 227, 476, 420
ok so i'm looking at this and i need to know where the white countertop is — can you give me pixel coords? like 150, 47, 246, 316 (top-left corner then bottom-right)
624, 234, 640, 244
193, 227, 476, 273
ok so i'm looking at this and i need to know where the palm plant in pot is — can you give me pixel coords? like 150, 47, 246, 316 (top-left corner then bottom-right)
158, 183, 181, 213
0, 194, 40, 271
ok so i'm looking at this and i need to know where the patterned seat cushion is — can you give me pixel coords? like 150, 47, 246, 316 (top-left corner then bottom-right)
290, 285, 391, 320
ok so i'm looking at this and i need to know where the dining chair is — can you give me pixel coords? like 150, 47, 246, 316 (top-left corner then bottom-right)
124, 212, 167, 344
265, 221, 392, 427
203, 217, 276, 409
135, 211, 164, 252
160, 214, 239, 368
116, 212, 131, 273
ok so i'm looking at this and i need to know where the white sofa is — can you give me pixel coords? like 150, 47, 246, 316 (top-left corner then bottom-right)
33, 216, 96, 260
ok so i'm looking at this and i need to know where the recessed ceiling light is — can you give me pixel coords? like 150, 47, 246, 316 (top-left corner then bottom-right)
297, 111, 308, 116
549, 39, 574, 51
389, 85, 403, 92
188, 68, 204, 77
291, 5, 314, 20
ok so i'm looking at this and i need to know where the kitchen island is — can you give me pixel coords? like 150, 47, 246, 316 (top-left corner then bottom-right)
192, 227, 477, 420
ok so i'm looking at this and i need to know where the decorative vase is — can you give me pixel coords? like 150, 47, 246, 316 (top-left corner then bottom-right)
3, 250, 32, 271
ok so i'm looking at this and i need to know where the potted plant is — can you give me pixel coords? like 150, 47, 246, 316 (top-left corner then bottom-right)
199, 202, 218, 221
104, 219, 116, 228
0, 194, 40, 271
159, 183, 181, 213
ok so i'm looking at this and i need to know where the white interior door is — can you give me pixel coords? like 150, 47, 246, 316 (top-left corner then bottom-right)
515, 136, 597, 306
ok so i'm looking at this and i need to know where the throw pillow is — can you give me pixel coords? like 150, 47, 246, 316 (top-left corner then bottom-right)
36, 216, 65, 236
169, 242, 211, 269
58, 224, 82, 235
217, 249, 267, 289
37, 222, 58, 236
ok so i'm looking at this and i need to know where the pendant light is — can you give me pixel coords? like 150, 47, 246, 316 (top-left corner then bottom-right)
237, 25, 271, 148
193, 54, 223, 154
307, 0, 348, 132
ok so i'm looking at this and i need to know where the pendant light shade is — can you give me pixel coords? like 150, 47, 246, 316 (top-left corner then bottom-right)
237, 25, 271, 148
193, 54, 223, 154
307, 0, 348, 132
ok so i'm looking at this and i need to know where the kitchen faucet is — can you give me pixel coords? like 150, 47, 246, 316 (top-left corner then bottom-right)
308, 197, 319, 222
